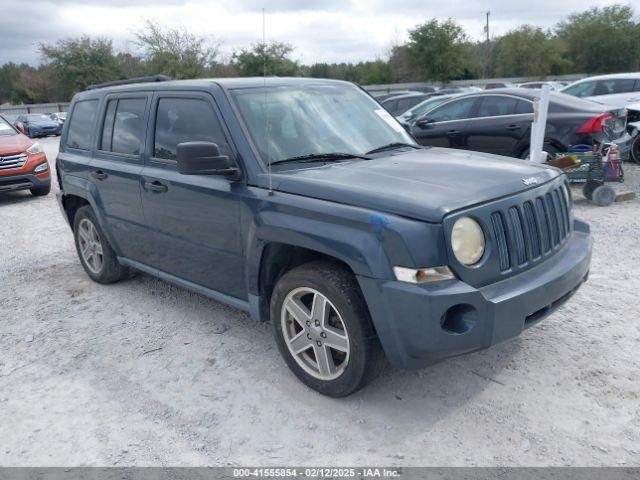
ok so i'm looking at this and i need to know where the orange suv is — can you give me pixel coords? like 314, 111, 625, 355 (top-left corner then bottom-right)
0, 115, 50, 196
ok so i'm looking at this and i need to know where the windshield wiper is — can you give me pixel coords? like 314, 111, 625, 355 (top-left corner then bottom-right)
366, 142, 421, 155
270, 152, 371, 165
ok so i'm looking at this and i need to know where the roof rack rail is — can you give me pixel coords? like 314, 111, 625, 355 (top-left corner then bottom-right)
86, 75, 172, 91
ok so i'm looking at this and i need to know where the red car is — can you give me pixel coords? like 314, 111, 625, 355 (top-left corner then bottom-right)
0, 115, 51, 196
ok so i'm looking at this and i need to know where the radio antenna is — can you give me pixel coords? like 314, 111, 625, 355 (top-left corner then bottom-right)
263, 7, 273, 195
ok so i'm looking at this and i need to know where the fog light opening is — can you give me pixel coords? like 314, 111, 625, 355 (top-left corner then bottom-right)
440, 304, 478, 335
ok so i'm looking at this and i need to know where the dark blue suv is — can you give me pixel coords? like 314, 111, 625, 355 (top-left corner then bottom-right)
56, 77, 593, 396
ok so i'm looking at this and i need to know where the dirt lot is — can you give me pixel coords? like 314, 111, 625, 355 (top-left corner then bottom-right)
1, 137, 639, 466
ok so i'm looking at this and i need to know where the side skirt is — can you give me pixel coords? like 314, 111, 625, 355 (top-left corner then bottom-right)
117, 257, 251, 313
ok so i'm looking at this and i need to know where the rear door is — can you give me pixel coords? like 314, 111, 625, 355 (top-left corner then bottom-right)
411, 96, 478, 149
139, 91, 245, 299
465, 95, 533, 157
90, 93, 151, 261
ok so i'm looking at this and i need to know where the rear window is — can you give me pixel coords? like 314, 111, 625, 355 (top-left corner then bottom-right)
67, 100, 99, 150
100, 98, 147, 156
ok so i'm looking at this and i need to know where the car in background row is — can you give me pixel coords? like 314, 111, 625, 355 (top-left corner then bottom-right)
561, 73, 640, 108
50, 112, 67, 125
396, 93, 462, 124
0, 115, 51, 196
626, 100, 640, 164
484, 82, 517, 89
380, 92, 434, 116
410, 89, 630, 159
518, 81, 563, 90
15, 113, 62, 138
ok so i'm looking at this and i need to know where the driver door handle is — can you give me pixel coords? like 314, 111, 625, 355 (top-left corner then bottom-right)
144, 180, 168, 194
447, 130, 461, 135
506, 124, 522, 131
91, 170, 108, 181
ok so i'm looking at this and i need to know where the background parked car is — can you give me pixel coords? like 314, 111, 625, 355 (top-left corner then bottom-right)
484, 82, 516, 89
15, 113, 62, 137
50, 112, 67, 125
396, 93, 462, 124
518, 81, 563, 90
410, 89, 630, 159
561, 73, 640, 107
380, 92, 434, 116
374, 91, 421, 102
0, 114, 51, 196
626, 100, 640, 164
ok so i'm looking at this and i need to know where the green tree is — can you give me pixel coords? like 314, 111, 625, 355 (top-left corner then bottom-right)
556, 5, 640, 73
40, 36, 121, 98
493, 26, 566, 77
135, 19, 219, 79
232, 42, 299, 77
405, 19, 469, 82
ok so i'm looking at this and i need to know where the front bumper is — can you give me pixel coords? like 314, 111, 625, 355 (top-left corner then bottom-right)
358, 224, 593, 369
0, 171, 51, 193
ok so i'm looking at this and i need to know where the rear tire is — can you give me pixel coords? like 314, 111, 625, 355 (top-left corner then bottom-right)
591, 185, 616, 207
631, 135, 640, 165
30, 183, 51, 196
73, 206, 129, 284
271, 260, 385, 397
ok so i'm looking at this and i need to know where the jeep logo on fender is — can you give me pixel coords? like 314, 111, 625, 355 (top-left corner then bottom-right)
522, 177, 539, 186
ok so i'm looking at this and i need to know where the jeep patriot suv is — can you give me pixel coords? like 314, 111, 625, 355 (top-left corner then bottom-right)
56, 77, 593, 396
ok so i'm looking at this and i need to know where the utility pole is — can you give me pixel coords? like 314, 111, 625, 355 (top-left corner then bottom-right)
483, 11, 491, 79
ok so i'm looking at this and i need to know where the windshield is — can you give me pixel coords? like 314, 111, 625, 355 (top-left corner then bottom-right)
404, 95, 456, 120
231, 83, 415, 165
0, 117, 16, 136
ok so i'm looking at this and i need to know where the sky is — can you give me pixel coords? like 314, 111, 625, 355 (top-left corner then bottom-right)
0, 0, 628, 66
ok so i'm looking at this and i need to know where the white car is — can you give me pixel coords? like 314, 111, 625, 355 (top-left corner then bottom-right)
561, 73, 640, 108
626, 100, 640, 164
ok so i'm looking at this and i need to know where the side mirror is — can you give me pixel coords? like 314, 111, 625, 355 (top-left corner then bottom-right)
415, 116, 435, 128
15, 122, 25, 134
176, 141, 240, 179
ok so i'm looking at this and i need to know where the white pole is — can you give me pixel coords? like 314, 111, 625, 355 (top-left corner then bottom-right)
529, 84, 551, 163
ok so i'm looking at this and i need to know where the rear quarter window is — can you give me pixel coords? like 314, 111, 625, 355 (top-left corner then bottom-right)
66, 100, 99, 150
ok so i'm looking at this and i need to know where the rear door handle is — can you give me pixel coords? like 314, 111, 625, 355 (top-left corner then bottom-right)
144, 180, 168, 194
447, 130, 461, 135
91, 170, 108, 180
506, 124, 521, 131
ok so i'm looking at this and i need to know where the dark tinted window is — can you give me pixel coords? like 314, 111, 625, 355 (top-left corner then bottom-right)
563, 81, 597, 98
597, 79, 636, 95
99, 98, 146, 155
477, 96, 519, 117
634, 80, 640, 92
428, 97, 477, 122
515, 100, 534, 114
67, 100, 99, 150
396, 97, 423, 113
154, 98, 229, 161
382, 99, 398, 112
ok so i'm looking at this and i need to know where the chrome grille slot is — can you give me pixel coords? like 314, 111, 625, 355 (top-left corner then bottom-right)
490, 183, 572, 272
0, 153, 28, 171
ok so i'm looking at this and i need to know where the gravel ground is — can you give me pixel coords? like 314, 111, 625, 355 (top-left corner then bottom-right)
1, 137, 639, 467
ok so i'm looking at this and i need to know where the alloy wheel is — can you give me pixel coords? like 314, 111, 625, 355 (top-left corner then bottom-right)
78, 218, 104, 274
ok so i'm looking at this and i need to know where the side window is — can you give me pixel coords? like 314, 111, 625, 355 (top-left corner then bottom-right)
515, 100, 534, 114
427, 97, 476, 122
634, 80, 640, 92
477, 96, 518, 117
66, 100, 99, 150
153, 97, 230, 161
596, 79, 636, 95
563, 81, 597, 98
383, 99, 398, 112
100, 98, 147, 156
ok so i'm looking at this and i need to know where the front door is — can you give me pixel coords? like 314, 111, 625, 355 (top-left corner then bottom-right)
140, 92, 245, 299
411, 96, 478, 149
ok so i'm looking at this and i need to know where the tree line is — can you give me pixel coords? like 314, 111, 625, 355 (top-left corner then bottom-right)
1, 4, 639, 104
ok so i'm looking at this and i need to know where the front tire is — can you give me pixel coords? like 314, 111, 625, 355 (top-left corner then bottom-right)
271, 261, 385, 397
30, 183, 51, 196
73, 206, 129, 284
631, 135, 640, 165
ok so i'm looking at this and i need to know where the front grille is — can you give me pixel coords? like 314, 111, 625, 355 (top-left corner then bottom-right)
0, 152, 28, 171
490, 184, 572, 271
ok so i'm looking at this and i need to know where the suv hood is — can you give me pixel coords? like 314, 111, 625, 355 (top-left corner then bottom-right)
270, 148, 561, 223
0, 134, 31, 154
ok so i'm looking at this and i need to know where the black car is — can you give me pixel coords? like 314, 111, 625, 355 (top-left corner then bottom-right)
380, 92, 434, 116
410, 89, 630, 159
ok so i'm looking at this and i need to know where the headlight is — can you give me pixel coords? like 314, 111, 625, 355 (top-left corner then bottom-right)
34, 162, 49, 173
26, 142, 43, 155
451, 217, 485, 265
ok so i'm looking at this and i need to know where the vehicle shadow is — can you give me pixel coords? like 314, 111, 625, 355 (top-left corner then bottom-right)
0, 191, 36, 206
